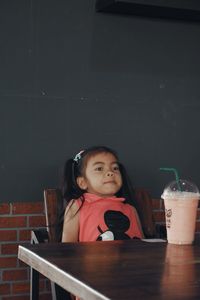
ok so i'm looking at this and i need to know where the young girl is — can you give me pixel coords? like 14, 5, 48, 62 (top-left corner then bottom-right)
60, 146, 143, 242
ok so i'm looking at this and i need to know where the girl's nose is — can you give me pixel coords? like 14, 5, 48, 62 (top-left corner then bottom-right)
106, 171, 114, 176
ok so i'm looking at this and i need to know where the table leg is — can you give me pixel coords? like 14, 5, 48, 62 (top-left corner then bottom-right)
30, 267, 39, 300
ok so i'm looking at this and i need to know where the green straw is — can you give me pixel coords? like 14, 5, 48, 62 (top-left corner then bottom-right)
160, 167, 182, 191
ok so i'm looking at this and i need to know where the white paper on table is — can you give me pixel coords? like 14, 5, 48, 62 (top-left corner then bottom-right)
141, 238, 167, 243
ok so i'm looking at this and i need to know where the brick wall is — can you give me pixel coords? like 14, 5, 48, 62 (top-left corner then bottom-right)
0, 202, 51, 300
0, 199, 200, 300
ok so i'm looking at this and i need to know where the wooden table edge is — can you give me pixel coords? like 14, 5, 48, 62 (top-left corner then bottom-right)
18, 245, 110, 300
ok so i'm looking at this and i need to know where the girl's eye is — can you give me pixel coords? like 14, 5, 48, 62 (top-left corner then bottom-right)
95, 166, 103, 171
113, 165, 120, 171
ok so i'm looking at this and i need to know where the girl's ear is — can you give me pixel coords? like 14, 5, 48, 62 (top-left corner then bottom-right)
76, 176, 88, 190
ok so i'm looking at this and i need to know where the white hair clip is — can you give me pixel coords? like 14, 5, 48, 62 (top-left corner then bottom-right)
73, 150, 85, 162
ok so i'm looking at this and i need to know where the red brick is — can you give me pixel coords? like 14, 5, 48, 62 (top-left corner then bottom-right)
40, 294, 53, 300
1, 243, 19, 255
152, 199, 161, 210
0, 204, 10, 214
0, 216, 27, 228
161, 200, 165, 210
3, 269, 28, 281
2, 296, 30, 300
195, 221, 200, 232
0, 283, 11, 295
19, 229, 31, 241
29, 216, 46, 227
12, 282, 30, 294
0, 257, 17, 268
153, 211, 165, 223
18, 259, 29, 268
0, 230, 17, 241
12, 202, 44, 214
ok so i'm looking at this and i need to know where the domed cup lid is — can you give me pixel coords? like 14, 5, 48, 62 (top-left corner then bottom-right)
161, 180, 200, 200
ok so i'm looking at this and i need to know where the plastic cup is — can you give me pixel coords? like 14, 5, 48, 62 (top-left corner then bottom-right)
161, 180, 200, 245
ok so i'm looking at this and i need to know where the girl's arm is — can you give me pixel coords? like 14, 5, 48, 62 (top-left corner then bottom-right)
62, 200, 80, 242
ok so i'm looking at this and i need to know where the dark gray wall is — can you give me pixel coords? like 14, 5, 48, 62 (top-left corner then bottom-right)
1, 0, 200, 202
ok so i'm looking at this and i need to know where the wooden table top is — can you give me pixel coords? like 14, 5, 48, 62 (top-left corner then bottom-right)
18, 239, 200, 300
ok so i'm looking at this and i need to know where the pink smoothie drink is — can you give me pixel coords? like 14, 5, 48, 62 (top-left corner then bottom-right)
161, 180, 200, 245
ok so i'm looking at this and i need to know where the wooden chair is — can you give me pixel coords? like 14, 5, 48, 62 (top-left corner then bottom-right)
44, 189, 64, 242
31, 187, 166, 300
134, 188, 166, 238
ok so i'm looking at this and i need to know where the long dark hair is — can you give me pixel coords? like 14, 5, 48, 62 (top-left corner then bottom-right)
56, 146, 137, 241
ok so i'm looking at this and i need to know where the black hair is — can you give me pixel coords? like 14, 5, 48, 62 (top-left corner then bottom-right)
56, 146, 138, 242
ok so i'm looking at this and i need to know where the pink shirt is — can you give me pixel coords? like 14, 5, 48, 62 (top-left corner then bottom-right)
77, 193, 142, 241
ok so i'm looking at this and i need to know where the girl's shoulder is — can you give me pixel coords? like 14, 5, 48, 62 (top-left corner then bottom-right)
64, 199, 81, 218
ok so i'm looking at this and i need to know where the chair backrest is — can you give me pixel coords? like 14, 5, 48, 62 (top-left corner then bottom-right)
134, 188, 156, 238
44, 188, 63, 242
43, 187, 158, 240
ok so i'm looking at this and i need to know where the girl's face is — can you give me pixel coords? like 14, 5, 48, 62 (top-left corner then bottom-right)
77, 152, 122, 198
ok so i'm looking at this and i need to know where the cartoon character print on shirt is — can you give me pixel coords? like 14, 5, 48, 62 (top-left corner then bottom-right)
96, 210, 131, 241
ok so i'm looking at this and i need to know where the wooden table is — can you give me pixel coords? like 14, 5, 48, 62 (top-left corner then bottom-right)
18, 239, 200, 300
